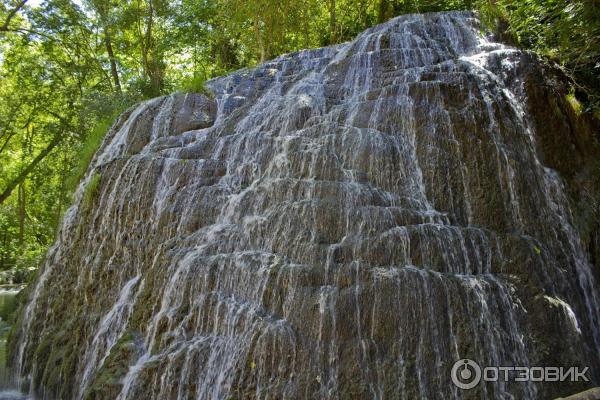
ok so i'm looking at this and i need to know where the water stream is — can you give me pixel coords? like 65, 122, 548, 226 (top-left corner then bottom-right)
8, 11, 600, 400
0, 288, 30, 400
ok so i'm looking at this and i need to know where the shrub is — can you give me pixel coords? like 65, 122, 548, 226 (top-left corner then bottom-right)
178, 74, 214, 98
82, 172, 101, 210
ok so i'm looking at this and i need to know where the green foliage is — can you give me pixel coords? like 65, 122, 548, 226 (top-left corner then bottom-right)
67, 97, 134, 193
0, 290, 18, 324
82, 172, 101, 210
0, 289, 20, 375
177, 74, 213, 97
567, 91, 583, 116
0, 0, 598, 285
68, 121, 109, 194
477, 0, 600, 111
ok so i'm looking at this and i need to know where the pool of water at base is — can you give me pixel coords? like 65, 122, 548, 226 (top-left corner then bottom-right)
0, 390, 31, 399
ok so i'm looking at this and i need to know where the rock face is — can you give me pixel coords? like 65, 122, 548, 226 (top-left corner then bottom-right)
9, 10, 600, 400
555, 387, 600, 400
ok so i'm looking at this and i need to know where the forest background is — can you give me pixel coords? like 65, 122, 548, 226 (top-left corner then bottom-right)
0, 0, 598, 283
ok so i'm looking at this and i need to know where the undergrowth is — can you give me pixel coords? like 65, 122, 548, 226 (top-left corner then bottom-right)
82, 172, 101, 210
66, 111, 121, 194
178, 74, 214, 98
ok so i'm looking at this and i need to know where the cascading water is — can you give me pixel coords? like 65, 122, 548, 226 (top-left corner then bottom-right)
8, 10, 600, 400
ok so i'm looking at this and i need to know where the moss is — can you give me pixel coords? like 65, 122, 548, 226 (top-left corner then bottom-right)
82, 172, 101, 210
566, 91, 583, 116
475, 3, 516, 45
84, 331, 140, 400
0, 290, 19, 377
30, 318, 80, 399
67, 104, 134, 193
5, 285, 31, 367
0, 293, 18, 325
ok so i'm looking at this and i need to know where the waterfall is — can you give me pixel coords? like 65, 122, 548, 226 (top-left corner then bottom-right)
9, 11, 600, 400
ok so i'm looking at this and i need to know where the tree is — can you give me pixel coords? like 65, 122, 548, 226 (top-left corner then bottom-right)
0, 0, 29, 33
0, 0, 118, 281
86, 0, 122, 93
0, 0, 598, 284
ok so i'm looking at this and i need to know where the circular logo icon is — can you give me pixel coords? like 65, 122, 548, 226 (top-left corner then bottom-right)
451, 359, 481, 389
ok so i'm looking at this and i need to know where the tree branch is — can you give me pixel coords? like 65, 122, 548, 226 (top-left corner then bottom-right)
0, 0, 28, 32
0, 134, 63, 205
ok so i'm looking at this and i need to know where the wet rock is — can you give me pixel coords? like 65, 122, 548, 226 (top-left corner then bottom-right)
555, 387, 600, 400
9, 10, 600, 400
171, 93, 217, 135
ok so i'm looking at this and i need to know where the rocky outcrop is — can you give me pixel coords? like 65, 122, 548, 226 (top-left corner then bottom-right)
9, 10, 600, 400
555, 387, 600, 400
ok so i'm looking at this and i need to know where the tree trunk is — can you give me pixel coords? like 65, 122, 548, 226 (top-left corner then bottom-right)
329, 0, 337, 44
141, 0, 162, 95
104, 31, 122, 94
0, 230, 6, 270
0, 0, 28, 31
378, 0, 389, 23
253, 16, 266, 63
18, 183, 25, 245
0, 135, 62, 205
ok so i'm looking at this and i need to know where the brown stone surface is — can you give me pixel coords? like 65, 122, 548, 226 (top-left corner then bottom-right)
556, 387, 600, 400
8, 10, 600, 400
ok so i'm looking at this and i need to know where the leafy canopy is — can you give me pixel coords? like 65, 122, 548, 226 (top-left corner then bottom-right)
0, 0, 598, 283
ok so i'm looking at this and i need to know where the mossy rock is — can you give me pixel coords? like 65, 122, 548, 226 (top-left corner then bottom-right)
84, 331, 141, 400
30, 317, 80, 399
